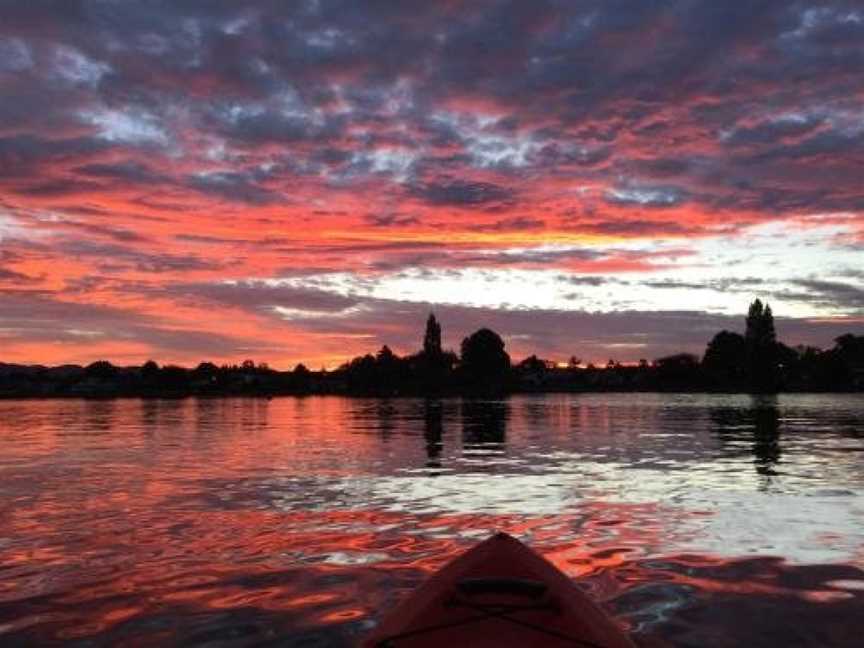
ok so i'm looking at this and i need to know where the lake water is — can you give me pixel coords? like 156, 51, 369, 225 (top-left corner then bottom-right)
0, 394, 862, 646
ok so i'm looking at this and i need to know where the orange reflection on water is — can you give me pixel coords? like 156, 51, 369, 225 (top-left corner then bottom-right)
0, 395, 862, 647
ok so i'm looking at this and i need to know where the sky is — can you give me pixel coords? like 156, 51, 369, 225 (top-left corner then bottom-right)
1, 0, 863, 369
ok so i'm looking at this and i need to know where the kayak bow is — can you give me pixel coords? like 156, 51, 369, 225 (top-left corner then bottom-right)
363, 532, 636, 648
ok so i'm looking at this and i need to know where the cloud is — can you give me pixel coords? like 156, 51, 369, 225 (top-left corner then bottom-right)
577, 219, 699, 236
49, 219, 150, 243
81, 108, 169, 146
0, 37, 32, 72
0, 267, 41, 284
408, 178, 516, 207
51, 45, 111, 88
55, 239, 225, 274
159, 280, 361, 314
202, 97, 341, 145
364, 213, 420, 228
790, 279, 864, 312
0, 1, 862, 365
0, 135, 107, 176
561, 275, 614, 287
0, 290, 273, 359
605, 185, 685, 207
75, 160, 166, 184
185, 170, 283, 205
468, 217, 544, 232
722, 114, 824, 146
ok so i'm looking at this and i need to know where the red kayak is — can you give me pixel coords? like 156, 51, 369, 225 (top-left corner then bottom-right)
363, 532, 636, 647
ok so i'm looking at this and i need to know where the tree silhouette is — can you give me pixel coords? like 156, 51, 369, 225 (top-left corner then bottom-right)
377, 345, 396, 364
2, 298, 862, 397
517, 355, 548, 373
745, 299, 779, 392
834, 334, 864, 368
141, 360, 159, 381
288, 362, 312, 393
703, 330, 746, 389
159, 365, 189, 392
653, 353, 701, 389
460, 328, 510, 392
85, 360, 117, 379
423, 313, 442, 356
406, 313, 454, 394
763, 304, 776, 340
816, 334, 864, 390
195, 361, 217, 374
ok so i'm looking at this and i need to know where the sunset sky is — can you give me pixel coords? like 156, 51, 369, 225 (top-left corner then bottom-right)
1, 1, 863, 368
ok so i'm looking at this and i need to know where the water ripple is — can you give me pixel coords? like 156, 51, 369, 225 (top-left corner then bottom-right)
0, 394, 862, 646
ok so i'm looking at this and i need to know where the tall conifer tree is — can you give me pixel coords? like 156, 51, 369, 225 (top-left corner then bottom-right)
423, 313, 442, 356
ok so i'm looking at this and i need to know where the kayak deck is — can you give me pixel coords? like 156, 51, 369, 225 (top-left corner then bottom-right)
363, 532, 635, 648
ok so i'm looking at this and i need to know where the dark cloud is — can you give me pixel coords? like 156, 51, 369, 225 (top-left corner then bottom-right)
74, 160, 166, 184
723, 116, 824, 147
639, 277, 771, 293
364, 213, 420, 228
0, 136, 107, 176
10, 177, 107, 197
408, 178, 516, 207
52, 220, 150, 243
185, 170, 283, 205
202, 101, 345, 145
1, 0, 863, 218
561, 275, 614, 287
468, 217, 544, 232
579, 219, 698, 236
159, 280, 361, 314
0, 290, 273, 356
0, 266, 41, 283
537, 143, 612, 168
790, 279, 864, 312
642, 280, 707, 290
174, 233, 251, 245
57, 239, 224, 273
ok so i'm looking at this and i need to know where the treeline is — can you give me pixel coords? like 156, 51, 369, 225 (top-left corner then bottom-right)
700, 300, 864, 392
0, 359, 313, 399
0, 304, 862, 398
336, 305, 863, 394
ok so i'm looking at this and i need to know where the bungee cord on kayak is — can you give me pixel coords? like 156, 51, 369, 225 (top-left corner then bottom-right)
363, 533, 636, 648
373, 593, 614, 648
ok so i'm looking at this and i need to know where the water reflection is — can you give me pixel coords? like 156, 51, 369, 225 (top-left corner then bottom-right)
522, 394, 552, 431
374, 400, 397, 439
752, 398, 781, 478
710, 396, 782, 489
82, 398, 116, 433
461, 399, 509, 447
0, 394, 862, 647
423, 400, 443, 469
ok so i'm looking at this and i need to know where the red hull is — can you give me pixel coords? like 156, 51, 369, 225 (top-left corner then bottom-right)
363, 532, 636, 647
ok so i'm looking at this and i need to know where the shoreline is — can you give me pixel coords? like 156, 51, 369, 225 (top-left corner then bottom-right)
1, 388, 860, 400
